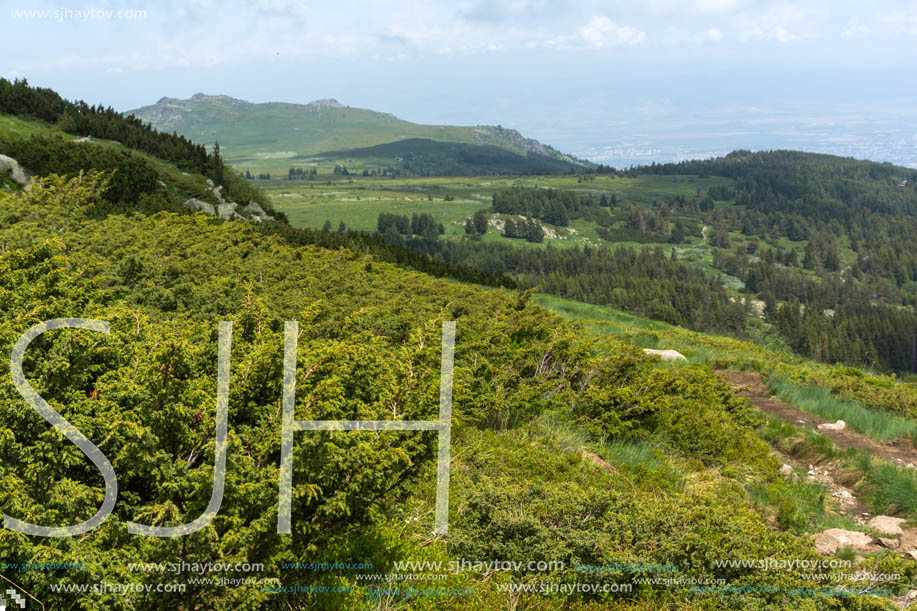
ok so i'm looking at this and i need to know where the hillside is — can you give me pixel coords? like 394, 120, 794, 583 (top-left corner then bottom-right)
2, 164, 916, 610
260, 151, 917, 375
125, 93, 588, 171
2, 79, 917, 609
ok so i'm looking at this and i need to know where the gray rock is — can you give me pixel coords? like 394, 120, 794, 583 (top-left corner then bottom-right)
72, 136, 92, 143
817, 420, 846, 431
812, 529, 874, 555
217, 202, 238, 220
0, 154, 30, 186
206, 178, 214, 187
243, 201, 275, 222
878, 537, 899, 549
866, 515, 906, 536
182, 198, 216, 216
642, 349, 687, 361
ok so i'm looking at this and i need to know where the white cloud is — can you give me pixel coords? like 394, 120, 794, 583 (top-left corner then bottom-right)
879, 10, 917, 36
568, 16, 646, 49
734, 3, 819, 42
841, 16, 870, 38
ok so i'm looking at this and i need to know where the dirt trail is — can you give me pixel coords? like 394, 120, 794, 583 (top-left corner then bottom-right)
716, 370, 917, 466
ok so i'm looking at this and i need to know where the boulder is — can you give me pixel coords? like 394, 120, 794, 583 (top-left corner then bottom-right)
182, 198, 216, 216
866, 515, 905, 536
72, 136, 92, 143
778, 463, 799, 483
212, 186, 226, 205
817, 420, 845, 431
243, 201, 275, 222
642, 349, 686, 361
206, 178, 214, 187
878, 537, 900, 550
812, 529, 874, 555
217, 202, 238, 220
0, 154, 30, 186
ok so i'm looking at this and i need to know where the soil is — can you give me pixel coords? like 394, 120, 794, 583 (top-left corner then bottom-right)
716, 370, 917, 466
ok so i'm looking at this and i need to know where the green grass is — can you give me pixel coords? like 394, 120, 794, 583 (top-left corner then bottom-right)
768, 375, 917, 444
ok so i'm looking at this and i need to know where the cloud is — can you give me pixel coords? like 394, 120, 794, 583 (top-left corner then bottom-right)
734, 3, 819, 42
548, 16, 645, 50
840, 16, 869, 38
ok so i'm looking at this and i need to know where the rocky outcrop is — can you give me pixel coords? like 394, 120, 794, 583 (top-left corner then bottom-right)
812, 529, 875, 555
642, 349, 687, 361
182, 198, 216, 216
0, 154, 30, 186
243, 201, 274, 222
867, 515, 905, 536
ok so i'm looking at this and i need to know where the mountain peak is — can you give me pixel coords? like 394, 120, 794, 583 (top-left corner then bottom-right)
306, 98, 345, 109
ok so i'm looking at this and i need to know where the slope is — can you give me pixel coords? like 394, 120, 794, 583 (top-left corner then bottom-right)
125, 93, 587, 169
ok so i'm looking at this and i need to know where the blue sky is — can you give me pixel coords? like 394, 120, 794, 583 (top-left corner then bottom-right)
3, 0, 917, 164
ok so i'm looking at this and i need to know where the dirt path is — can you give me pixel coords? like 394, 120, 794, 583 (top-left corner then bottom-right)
716, 370, 917, 466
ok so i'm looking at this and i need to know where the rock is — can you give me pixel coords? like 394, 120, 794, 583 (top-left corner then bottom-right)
878, 537, 900, 550
908, 550, 917, 562
866, 515, 905, 536
243, 202, 275, 222
0, 154, 30, 186
832, 490, 853, 499
181, 172, 190, 176
157, 180, 167, 188
778, 463, 799, 483
642, 349, 687, 361
217, 202, 238, 220
72, 136, 92, 143
182, 198, 216, 216
206, 178, 214, 187
812, 529, 874, 555
817, 420, 846, 431
807, 470, 816, 477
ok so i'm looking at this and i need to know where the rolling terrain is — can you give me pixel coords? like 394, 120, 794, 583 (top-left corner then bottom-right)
125, 93, 589, 173
2, 78, 917, 609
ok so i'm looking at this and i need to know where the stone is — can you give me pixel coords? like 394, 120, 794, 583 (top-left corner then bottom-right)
642, 349, 686, 361
217, 202, 238, 220
817, 420, 846, 431
878, 537, 899, 550
182, 198, 216, 216
0, 154, 30, 186
812, 529, 874, 555
243, 201, 275, 222
866, 515, 905, 536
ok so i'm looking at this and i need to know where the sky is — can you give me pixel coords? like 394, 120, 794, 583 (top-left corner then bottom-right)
2, 0, 917, 165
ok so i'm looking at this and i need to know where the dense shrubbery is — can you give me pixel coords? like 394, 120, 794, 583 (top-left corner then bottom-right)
0, 134, 159, 203
0, 177, 894, 609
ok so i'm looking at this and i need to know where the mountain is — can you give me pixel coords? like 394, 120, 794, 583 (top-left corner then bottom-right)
125, 93, 588, 168
3, 77, 917, 611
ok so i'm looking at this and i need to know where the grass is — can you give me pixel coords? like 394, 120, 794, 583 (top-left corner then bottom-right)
768, 375, 917, 444
857, 458, 917, 517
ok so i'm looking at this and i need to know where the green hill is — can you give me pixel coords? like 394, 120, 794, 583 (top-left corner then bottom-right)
1, 79, 916, 610
124, 93, 588, 170
318, 137, 583, 176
